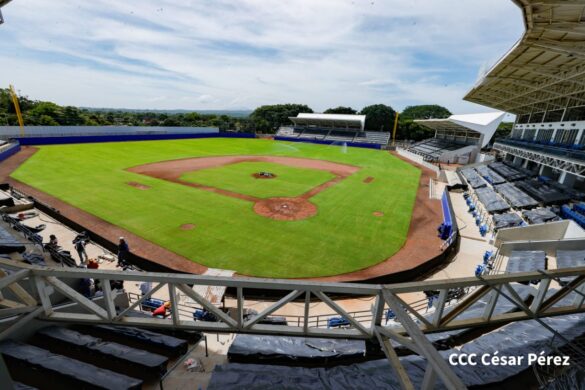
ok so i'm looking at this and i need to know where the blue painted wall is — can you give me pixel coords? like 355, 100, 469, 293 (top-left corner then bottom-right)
273, 136, 383, 150
0, 142, 21, 163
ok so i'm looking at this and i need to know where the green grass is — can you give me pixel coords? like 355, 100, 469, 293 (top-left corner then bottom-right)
180, 161, 336, 199
11, 138, 421, 278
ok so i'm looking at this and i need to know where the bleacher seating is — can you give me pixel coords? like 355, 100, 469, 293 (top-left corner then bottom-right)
561, 205, 585, 228
515, 179, 571, 205
275, 127, 390, 146
407, 138, 465, 161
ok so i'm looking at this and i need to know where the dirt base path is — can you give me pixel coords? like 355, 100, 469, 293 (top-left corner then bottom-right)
129, 155, 360, 220
305, 152, 444, 282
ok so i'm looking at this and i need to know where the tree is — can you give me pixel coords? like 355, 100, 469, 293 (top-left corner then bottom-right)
324, 106, 357, 115
250, 104, 313, 133
359, 104, 396, 132
401, 105, 451, 120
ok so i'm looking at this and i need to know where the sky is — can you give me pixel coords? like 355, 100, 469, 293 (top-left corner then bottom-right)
0, 0, 523, 114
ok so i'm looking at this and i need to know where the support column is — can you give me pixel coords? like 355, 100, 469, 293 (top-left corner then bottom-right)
559, 171, 577, 187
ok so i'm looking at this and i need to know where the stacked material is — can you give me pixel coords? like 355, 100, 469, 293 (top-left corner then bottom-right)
475, 166, 506, 185
475, 187, 510, 213
556, 250, 585, 285
488, 162, 526, 181
522, 208, 561, 224
0, 341, 142, 390
459, 169, 487, 189
493, 182, 539, 209
506, 250, 547, 273
0, 224, 25, 254
228, 335, 366, 367
209, 306, 585, 390
515, 179, 570, 205
492, 213, 524, 230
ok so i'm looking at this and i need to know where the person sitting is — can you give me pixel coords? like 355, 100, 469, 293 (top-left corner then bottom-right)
152, 301, 171, 318
45, 234, 59, 251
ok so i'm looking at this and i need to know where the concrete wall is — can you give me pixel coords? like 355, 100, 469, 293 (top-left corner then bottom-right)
495, 220, 585, 249
396, 148, 440, 174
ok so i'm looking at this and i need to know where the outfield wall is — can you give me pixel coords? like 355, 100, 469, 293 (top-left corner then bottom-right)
273, 136, 383, 150
14, 131, 256, 146
0, 142, 21, 163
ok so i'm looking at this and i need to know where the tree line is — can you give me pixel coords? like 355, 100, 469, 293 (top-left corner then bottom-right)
1, 88, 510, 141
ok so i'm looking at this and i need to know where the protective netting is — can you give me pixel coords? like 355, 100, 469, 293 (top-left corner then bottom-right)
494, 182, 539, 209
475, 187, 510, 213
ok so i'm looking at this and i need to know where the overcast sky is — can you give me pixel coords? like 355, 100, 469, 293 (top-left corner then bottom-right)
0, 1, 523, 113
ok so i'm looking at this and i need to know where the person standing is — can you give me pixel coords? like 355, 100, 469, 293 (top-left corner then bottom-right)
117, 237, 130, 267
139, 281, 152, 296
73, 233, 89, 263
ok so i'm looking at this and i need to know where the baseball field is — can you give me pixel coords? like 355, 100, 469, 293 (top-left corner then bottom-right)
11, 138, 421, 278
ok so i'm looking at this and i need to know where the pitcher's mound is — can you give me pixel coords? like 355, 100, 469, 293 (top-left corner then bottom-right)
254, 197, 317, 221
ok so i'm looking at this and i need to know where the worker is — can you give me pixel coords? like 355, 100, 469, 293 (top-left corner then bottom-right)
73, 232, 89, 263
152, 301, 171, 318
117, 237, 130, 267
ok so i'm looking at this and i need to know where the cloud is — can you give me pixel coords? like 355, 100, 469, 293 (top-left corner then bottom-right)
0, 0, 523, 113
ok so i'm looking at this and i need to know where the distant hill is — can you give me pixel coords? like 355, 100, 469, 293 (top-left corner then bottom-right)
80, 107, 252, 118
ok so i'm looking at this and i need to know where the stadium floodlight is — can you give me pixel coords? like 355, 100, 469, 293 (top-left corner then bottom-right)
0, 0, 12, 25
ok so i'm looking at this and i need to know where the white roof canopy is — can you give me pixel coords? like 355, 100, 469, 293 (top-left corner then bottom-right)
415, 112, 505, 148
290, 113, 366, 130
465, 0, 585, 115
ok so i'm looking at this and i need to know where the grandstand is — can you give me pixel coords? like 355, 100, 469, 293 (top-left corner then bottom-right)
407, 112, 505, 163
276, 113, 391, 147
2, 0, 585, 389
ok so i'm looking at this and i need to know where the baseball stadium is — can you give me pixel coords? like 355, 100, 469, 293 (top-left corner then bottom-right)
0, 1, 584, 389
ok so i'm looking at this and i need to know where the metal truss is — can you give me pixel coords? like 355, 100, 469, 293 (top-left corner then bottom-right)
493, 142, 585, 176
0, 259, 584, 389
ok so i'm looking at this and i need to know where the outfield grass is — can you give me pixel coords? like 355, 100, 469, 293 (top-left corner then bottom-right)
11, 138, 420, 278
180, 161, 336, 199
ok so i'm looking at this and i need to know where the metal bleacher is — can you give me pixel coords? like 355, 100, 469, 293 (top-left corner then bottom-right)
407, 138, 463, 161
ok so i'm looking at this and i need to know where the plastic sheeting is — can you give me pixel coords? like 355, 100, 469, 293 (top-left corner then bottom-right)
460, 168, 487, 189
475, 187, 510, 213
0, 225, 25, 254
556, 250, 585, 285
34, 327, 168, 379
515, 179, 571, 205
522, 208, 561, 224
489, 162, 526, 181
475, 165, 506, 185
506, 250, 546, 273
228, 335, 366, 366
78, 325, 188, 358
494, 183, 539, 209
209, 310, 585, 390
0, 340, 142, 390
492, 213, 524, 230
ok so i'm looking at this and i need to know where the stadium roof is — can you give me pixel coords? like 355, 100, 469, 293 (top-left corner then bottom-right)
289, 113, 366, 130
465, 0, 585, 115
416, 112, 505, 148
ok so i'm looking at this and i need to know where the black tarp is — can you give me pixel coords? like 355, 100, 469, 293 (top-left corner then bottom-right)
460, 168, 487, 189
228, 335, 366, 366
14, 383, 39, 390
476, 166, 506, 185
0, 340, 142, 390
515, 179, 570, 205
475, 187, 510, 213
556, 250, 585, 285
125, 310, 204, 343
0, 225, 25, 254
493, 183, 539, 209
489, 162, 526, 182
209, 309, 585, 390
33, 327, 168, 380
506, 250, 547, 273
77, 325, 188, 358
492, 213, 525, 230
522, 208, 562, 224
